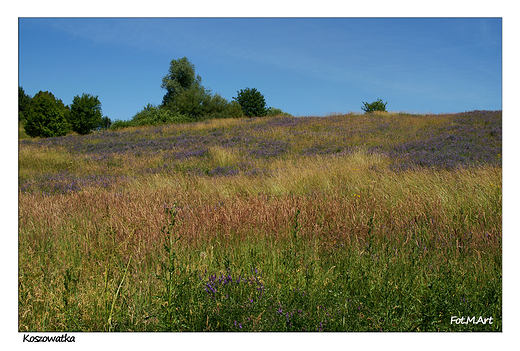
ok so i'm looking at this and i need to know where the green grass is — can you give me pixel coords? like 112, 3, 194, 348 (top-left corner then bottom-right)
18, 112, 501, 332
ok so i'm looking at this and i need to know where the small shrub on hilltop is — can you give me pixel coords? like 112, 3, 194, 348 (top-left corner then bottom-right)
362, 98, 388, 113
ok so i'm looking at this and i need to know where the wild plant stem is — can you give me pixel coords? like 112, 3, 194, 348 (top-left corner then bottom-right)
108, 256, 132, 332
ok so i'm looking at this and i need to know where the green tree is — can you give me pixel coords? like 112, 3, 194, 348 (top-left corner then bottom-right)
69, 93, 103, 135
361, 98, 388, 113
161, 57, 203, 108
19, 87, 32, 122
24, 91, 71, 138
161, 57, 216, 120
233, 87, 268, 117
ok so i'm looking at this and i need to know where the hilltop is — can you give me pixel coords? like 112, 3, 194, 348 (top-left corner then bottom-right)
19, 110, 501, 195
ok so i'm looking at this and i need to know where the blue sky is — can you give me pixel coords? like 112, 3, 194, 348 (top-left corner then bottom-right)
18, 17, 502, 120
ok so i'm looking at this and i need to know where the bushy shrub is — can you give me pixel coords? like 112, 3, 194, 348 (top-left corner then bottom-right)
201, 94, 244, 120
361, 98, 388, 113
267, 107, 292, 117
131, 104, 193, 126
111, 104, 194, 130
163, 88, 246, 122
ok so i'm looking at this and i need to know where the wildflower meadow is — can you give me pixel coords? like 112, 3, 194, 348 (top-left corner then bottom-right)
18, 110, 502, 332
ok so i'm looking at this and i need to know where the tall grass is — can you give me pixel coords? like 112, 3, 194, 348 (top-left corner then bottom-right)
18, 111, 501, 331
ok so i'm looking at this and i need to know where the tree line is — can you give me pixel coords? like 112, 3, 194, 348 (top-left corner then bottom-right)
19, 57, 291, 138
19, 88, 109, 138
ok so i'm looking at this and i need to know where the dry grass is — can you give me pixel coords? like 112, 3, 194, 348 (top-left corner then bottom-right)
19, 150, 501, 255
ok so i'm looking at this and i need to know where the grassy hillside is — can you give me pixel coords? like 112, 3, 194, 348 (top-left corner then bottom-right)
18, 111, 501, 332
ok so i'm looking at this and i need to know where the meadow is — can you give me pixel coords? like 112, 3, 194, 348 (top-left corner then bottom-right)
18, 110, 502, 332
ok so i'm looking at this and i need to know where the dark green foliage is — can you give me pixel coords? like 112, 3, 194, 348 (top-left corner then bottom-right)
69, 93, 103, 135
362, 98, 388, 113
23, 91, 71, 138
233, 87, 268, 117
19, 87, 32, 123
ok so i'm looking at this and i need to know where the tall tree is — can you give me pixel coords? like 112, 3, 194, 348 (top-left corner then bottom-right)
24, 91, 71, 138
161, 57, 203, 108
69, 93, 103, 135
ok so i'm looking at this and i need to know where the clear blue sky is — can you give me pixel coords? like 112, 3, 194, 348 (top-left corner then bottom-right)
18, 17, 501, 120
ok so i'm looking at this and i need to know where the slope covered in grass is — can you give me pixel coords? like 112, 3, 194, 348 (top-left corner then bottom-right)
19, 111, 501, 331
